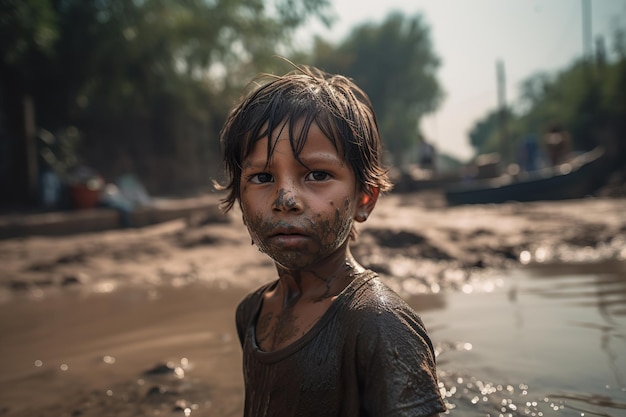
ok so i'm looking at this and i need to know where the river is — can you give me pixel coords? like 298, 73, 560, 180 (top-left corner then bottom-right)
1, 259, 624, 416
419, 259, 626, 417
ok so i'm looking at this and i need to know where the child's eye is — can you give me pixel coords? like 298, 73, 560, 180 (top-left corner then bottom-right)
306, 171, 331, 181
249, 173, 274, 184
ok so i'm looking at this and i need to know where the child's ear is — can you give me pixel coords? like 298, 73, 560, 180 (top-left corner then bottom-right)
355, 186, 379, 223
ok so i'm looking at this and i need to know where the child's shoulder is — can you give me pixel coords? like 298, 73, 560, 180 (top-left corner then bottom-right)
343, 272, 435, 356
350, 272, 427, 323
237, 280, 277, 311
350, 272, 409, 309
234, 280, 278, 345
343, 272, 419, 321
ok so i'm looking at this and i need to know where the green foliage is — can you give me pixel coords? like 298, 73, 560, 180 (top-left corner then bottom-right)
1, 0, 332, 194
513, 59, 625, 153
468, 109, 510, 155
310, 12, 443, 165
0, 0, 59, 66
37, 126, 82, 179
469, 28, 626, 167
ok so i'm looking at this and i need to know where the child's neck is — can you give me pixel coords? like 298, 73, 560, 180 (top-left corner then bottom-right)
275, 251, 365, 305
256, 250, 366, 352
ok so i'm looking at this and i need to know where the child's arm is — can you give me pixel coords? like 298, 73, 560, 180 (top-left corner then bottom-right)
356, 306, 446, 416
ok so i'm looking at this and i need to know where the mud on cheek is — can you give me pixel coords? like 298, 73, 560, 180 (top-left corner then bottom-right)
244, 209, 354, 261
316, 207, 353, 251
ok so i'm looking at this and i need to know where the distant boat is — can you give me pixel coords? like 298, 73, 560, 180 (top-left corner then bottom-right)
444, 147, 609, 205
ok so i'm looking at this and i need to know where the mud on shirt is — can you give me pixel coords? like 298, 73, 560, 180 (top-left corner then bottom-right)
235, 271, 447, 417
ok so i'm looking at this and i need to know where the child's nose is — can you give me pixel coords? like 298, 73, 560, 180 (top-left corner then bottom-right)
271, 186, 303, 213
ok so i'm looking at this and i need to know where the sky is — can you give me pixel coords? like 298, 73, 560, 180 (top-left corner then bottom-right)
296, 0, 626, 161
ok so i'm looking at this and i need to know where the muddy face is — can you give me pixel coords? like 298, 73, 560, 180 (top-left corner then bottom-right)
243, 196, 356, 269
239, 121, 371, 272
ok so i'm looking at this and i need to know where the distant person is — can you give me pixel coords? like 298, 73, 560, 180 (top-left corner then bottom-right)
544, 125, 571, 166
417, 134, 437, 172
518, 134, 540, 172
217, 64, 446, 417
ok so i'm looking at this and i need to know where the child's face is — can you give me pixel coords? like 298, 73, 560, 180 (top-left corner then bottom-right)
239, 121, 376, 270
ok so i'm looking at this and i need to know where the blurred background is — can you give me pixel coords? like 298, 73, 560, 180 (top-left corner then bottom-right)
1, 0, 625, 210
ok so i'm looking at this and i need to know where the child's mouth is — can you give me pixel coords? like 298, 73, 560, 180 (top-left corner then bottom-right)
268, 228, 310, 247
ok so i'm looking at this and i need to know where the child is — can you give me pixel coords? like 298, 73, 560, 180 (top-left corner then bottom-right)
218, 64, 446, 417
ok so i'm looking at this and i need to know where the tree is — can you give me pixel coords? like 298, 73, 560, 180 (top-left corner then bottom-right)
0, 0, 332, 203
468, 109, 504, 155
310, 12, 443, 166
0, 0, 60, 202
468, 25, 626, 173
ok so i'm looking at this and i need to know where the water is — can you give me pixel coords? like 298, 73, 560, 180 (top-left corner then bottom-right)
412, 260, 626, 416
1, 260, 624, 416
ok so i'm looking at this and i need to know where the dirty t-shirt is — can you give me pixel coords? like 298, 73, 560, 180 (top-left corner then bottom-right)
235, 270, 446, 417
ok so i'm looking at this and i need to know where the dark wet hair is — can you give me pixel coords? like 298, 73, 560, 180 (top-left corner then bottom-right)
217, 64, 392, 213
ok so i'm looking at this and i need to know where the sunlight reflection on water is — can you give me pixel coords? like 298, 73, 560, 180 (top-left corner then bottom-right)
412, 259, 626, 416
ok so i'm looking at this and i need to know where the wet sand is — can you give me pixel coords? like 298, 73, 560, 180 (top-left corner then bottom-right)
1, 192, 625, 416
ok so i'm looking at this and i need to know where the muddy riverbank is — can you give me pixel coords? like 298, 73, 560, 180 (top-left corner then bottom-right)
1, 192, 625, 416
